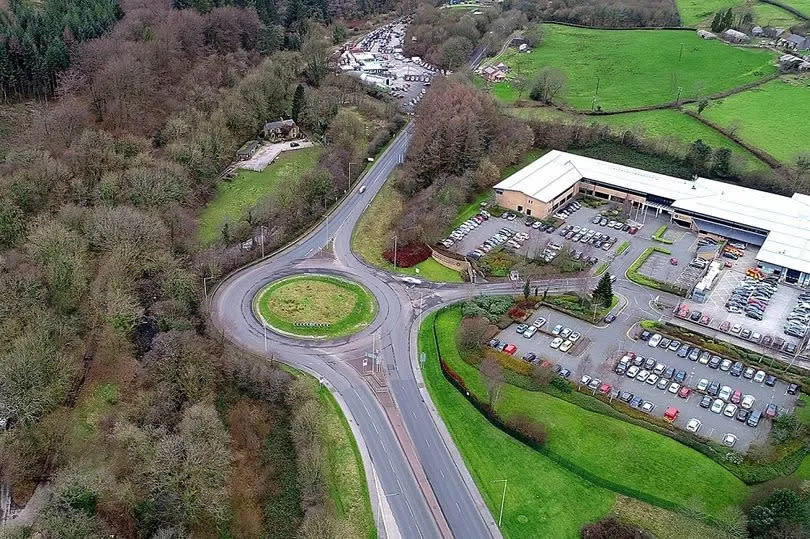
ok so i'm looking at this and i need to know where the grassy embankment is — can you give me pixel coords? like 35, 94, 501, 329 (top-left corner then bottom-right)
353, 180, 464, 282
420, 306, 741, 537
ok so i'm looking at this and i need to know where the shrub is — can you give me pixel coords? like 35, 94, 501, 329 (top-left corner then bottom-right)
582, 517, 652, 539
507, 305, 527, 321
382, 242, 431, 267
505, 413, 548, 446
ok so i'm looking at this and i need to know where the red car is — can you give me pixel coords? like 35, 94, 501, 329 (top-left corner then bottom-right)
670, 257, 679, 265
629, 226, 638, 235
664, 406, 679, 421
731, 390, 742, 405
677, 386, 691, 399
720, 320, 731, 332
598, 383, 612, 395
700, 314, 712, 325
503, 344, 517, 355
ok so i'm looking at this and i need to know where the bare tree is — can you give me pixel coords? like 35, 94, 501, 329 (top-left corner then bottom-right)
480, 357, 505, 406
457, 316, 490, 352
529, 67, 567, 104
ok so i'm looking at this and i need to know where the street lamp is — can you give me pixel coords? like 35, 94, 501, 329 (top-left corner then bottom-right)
348, 161, 358, 189
493, 479, 507, 527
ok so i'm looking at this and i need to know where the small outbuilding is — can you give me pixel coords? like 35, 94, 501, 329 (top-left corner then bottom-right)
752, 26, 764, 37
723, 29, 750, 43
697, 29, 716, 40
236, 140, 260, 160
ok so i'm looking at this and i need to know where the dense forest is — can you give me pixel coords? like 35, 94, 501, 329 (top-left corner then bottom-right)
0, 0, 402, 534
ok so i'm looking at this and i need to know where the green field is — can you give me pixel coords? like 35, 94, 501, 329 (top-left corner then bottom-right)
676, 0, 740, 26
485, 25, 776, 111
198, 147, 322, 246
423, 306, 748, 524
506, 106, 766, 170
696, 78, 810, 163
352, 181, 463, 282
255, 274, 377, 338
752, 1, 805, 26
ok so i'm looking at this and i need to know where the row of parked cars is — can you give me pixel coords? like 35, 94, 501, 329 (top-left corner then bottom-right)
590, 214, 639, 234
552, 200, 582, 220
524, 216, 558, 233
785, 290, 810, 339
558, 224, 618, 252
725, 276, 778, 321
439, 210, 491, 249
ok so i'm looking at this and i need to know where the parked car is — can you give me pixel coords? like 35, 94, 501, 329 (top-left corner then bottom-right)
719, 385, 732, 401
668, 382, 680, 394
788, 383, 801, 395
533, 317, 547, 328
723, 403, 738, 418
741, 394, 755, 410
696, 378, 709, 392
678, 386, 691, 399
744, 367, 755, 379
560, 340, 574, 352
641, 401, 655, 414
523, 326, 538, 338
765, 403, 778, 418
550, 337, 564, 349
598, 383, 612, 395
560, 327, 572, 339
648, 333, 663, 347
754, 370, 766, 383
723, 433, 738, 447
686, 418, 701, 433
735, 408, 750, 423
708, 381, 720, 397
711, 399, 725, 414
748, 410, 762, 427
730, 390, 742, 405
626, 365, 640, 378
580, 375, 592, 386
503, 344, 517, 355
699, 395, 712, 408
765, 374, 777, 387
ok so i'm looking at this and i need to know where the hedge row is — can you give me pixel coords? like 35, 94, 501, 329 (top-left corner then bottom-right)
650, 225, 674, 244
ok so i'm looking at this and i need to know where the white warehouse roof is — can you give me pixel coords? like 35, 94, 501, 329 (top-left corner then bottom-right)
494, 150, 810, 274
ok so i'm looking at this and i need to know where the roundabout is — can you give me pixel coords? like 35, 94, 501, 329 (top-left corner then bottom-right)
253, 274, 378, 338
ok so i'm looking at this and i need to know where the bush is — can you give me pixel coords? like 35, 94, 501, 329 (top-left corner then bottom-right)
383, 242, 431, 267
507, 305, 527, 321
505, 413, 548, 446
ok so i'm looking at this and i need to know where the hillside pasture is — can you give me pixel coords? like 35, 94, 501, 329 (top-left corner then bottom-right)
484, 25, 776, 111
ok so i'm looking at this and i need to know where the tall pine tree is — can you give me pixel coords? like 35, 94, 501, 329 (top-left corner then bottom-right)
291, 83, 305, 123
594, 273, 613, 308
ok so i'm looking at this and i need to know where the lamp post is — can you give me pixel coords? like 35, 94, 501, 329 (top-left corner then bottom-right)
260, 225, 266, 258
348, 161, 358, 189
494, 479, 507, 527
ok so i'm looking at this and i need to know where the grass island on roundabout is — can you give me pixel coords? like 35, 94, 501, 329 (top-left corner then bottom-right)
254, 274, 378, 338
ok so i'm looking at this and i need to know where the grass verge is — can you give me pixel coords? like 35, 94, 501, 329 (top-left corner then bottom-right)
422, 307, 747, 528
318, 384, 377, 539
420, 310, 616, 538
254, 274, 377, 338
651, 225, 674, 244
352, 181, 463, 282
198, 147, 322, 246
615, 241, 630, 255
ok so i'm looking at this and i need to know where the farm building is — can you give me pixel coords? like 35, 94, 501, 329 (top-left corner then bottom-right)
779, 33, 810, 50
752, 26, 764, 37
260, 119, 300, 141
723, 29, 750, 43
779, 54, 805, 70
493, 150, 810, 286
480, 65, 507, 82
697, 29, 716, 39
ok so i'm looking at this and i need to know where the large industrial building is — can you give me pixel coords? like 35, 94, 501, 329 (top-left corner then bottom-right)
493, 150, 810, 286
